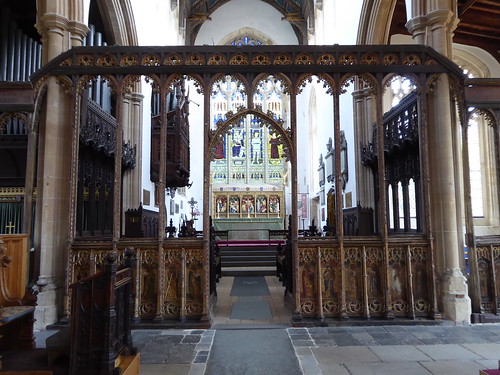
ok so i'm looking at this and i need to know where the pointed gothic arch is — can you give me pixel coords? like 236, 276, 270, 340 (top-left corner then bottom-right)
208, 107, 293, 159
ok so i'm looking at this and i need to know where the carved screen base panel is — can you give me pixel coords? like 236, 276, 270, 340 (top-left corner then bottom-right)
68, 239, 206, 323
475, 236, 500, 314
297, 236, 437, 320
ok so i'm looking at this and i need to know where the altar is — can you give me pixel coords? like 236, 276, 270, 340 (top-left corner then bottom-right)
213, 217, 285, 241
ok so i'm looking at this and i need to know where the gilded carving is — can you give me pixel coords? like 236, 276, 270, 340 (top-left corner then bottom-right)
252, 54, 271, 65
208, 54, 227, 65
301, 300, 316, 315
323, 300, 339, 314
338, 54, 357, 65
317, 54, 335, 65
403, 54, 421, 65
344, 247, 361, 264
120, 55, 139, 66
164, 54, 183, 65
273, 54, 292, 65
389, 247, 405, 265
347, 300, 362, 313
142, 55, 161, 66
392, 300, 408, 313
383, 54, 399, 65
97, 55, 116, 66
78, 55, 94, 66
295, 54, 313, 65
369, 299, 383, 313
60, 57, 73, 66
426, 74, 440, 93
300, 248, 315, 263
361, 53, 379, 65
185, 54, 204, 65
229, 54, 248, 65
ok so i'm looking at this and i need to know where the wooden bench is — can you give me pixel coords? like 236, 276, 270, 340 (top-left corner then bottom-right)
0, 237, 37, 368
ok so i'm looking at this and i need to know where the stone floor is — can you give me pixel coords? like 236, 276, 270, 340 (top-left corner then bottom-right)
36, 275, 500, 375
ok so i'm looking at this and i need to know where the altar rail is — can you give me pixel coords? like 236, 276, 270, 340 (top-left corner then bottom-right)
68, 238, 205, 322
297, 235, 438, 320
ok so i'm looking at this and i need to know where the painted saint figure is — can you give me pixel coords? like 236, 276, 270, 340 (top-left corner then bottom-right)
251, 131, 261, 164
232, 130, 244, 157
269, 132, 280, 159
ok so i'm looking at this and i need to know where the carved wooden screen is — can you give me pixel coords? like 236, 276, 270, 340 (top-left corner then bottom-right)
150, 81, 191, 188
76, 97, 115, 237
362, 92, 422, 233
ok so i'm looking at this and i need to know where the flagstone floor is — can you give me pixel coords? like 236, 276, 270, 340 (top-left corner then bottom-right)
35, 275, 500, 375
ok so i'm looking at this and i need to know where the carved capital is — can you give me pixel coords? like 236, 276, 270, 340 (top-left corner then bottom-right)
68, 21, 90, 47
36, 13, 69, 37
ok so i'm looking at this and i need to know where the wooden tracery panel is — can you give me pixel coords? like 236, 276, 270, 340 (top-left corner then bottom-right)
410, 246, 432, 316
320, 247, 341, 317
299, 248, 318, 316
163, 248, 181, 319
366, 246, 384, 316
298, 238, 434, 320
389, 246, 409, 316
345, 247, 364, 316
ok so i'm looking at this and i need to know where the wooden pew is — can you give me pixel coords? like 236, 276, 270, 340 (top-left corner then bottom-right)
0, 237, 37, 368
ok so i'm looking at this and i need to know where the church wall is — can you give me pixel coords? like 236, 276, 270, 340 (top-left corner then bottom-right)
311, 0, 363, 45
131, 0, 183, 45
194, 0, 298, 46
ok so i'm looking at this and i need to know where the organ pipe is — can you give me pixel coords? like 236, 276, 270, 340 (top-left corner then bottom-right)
0, 10, 8, 81
0, 14, 42, 83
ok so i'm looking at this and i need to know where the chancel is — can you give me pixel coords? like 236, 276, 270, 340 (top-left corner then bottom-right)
0, 0, 500, 373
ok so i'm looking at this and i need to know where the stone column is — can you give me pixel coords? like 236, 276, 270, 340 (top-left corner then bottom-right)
121, 92, 144, 213
352, 88, 376, 209
33, 12, 74, 329
407, 3, 471, 323
68, 21, 89, 47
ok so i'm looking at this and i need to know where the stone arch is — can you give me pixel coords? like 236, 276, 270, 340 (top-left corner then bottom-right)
218, 27, 276, 46
357, 0, 398, 45
453, 46, 491, 79
208, 108, 293, 162
88, 0, 138, 46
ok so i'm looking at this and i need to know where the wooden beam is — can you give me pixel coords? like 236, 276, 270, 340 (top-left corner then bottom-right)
459, 0, 479, 17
